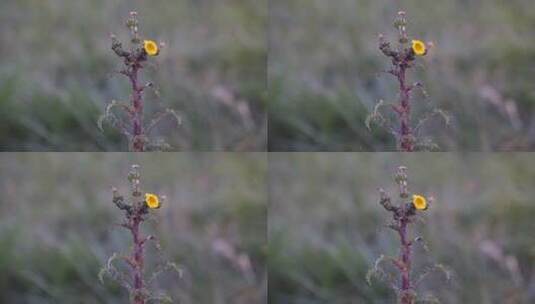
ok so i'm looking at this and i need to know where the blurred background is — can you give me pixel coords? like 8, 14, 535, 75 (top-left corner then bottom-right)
269, 0, 535, 151
269, 153, 535, 303
0, 153, 267, 303
0, 0, 266, 151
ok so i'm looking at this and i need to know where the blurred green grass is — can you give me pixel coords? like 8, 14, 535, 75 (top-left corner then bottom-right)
269, 153, 535, 303
268, 0, 535, 151
0, 0, 266, 151
0, 153, 267, 303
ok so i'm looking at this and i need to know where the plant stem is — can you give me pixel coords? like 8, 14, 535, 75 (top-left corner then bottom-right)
129, 64, 145, 152
398, 218, 413, 304
131, 214, 145, 304
398, 65, 413, 152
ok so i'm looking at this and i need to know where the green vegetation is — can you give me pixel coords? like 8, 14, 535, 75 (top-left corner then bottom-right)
269, 0, 535, 151
0, 0, 266, 151
0, 153, 267, 303
269, 153, 535, 303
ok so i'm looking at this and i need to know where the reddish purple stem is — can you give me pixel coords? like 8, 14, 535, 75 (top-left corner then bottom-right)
378, 169, 418, 303
111, 37, 148, 152
379, 36, 416, 152
129, 64, 145, 152
397, 65, 414, 152
398, 218, 413, 303
130, 215, 145, 304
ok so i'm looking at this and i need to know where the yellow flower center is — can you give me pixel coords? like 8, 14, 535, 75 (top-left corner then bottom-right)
411, 40, 426, 56
143, 40, 159, 56
412, 194, 427, 210
145, 193, 160, 209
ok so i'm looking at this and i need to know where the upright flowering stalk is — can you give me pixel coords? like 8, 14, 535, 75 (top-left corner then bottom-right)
367, 167, 450, 304
100, 11, 180, 151
367, 11, 448, 151
99, 164, 180, 304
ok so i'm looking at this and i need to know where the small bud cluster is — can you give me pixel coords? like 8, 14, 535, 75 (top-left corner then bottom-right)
112, 165, 165, 218
379, 167, 428, 232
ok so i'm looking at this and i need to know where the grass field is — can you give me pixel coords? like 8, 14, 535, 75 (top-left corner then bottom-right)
0, 0, 266, 151
0, 153, 267, 303
269, 0, 535, 151
269, 153, 535, 303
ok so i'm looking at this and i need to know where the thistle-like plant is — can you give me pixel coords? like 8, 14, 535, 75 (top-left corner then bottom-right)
366, 11, 449, 151
367, 166, 451, 304
100, 11, 181, 151
99, 164, 180, 304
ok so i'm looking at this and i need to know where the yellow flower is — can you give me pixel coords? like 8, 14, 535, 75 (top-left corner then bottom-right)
412, 194, 427, 210
411, 40, 426, 56
145, 193, 160, 209
143, 40, 159, 56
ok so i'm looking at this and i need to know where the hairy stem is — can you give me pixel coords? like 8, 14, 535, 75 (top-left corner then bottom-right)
398, 218, 413, 304
131, 214, 145, 304
129, 64, 145, 152
398, 65, 413, 152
